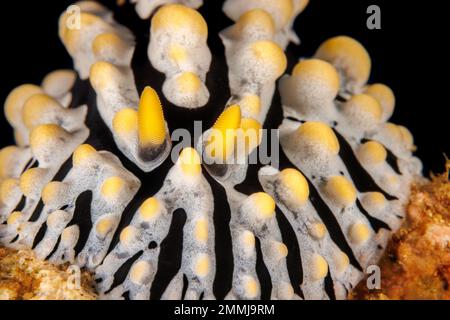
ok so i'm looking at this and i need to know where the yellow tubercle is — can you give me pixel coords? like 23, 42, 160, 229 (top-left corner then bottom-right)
73, 144, 97, 167
130, 261, 152, 285
364, 83, 395, 120
362, 192, 387, 210
120, 226, 137, 246
178, 147, 202, 176
194, 218, 208, 243
7, 211, 22, 226
152, 4, 208, 40
113, 108, 138, 137
240, 118, 262, 153
358, 141, 387, 165
324, 176, 357, 207
139, 197, 161, 222
349, 222, 371, 245
96, 216, 116, 238
311, 254, 328, 280
277, 242, 288, 258
315, 36, 371, 89
22, 94, 61, 129
292, 59, 340, 94
242, 230, 256, 249
335, 251, 350, 273
29, 124, 67, 151
0, 178, 20, 204
194, 254, 210, 278
89, 61, 120, 90
398, 125, 414, 149
41, 181, 65, 205
344, 94, 382, 121
249, 192, 275, 219
208, 105, 241, 161
176, 72, 202, 93
309, 222, 327, 240
250, 40, 287, 78
279, 168, 309, 205
234, 9, 275, 37
4, 84, 42, 127
240, 94, 261, 117
0, 146, 19, 177
19, 168, 47, 198
168, 44, 188, 64
138, 86, 166, 147
244, 276, 259, 298
92, 32, 127, 58
101, 176, 125, 200
297, 121, 340, 155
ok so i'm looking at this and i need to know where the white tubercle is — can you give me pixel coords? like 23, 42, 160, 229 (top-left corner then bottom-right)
131, 0, 203, 19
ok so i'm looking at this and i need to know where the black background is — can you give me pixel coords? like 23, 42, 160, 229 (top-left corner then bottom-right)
0, 0, 448, 175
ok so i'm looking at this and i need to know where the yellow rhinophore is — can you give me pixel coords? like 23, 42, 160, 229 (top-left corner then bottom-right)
207, 105, 241, 162
138, 86, 166, 148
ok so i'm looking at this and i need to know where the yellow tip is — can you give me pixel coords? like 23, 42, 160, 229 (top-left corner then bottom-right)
101, 176, 125, 200
358, 141, 387, 165
297, 121, 340, 155
41, 181, 65, 205
73, 144, 97, 167
178, 147, 202, 176
309, 222, 327, 240
7, 211, 22, 226
311, 254, 328, 280
244, 276, 259, 298
315, 36, 371, 90
194, 254, 210, 278
279, 168, 309, 205
96, 216, 116, 238
194, 218, 208, 243
324, 176, 357, 207
113, 108, 138, 137
139, 197, 161, 222
344, 94, 382, 122
349, 222, 371, 245
239, 94, 261, 117
364, 83, 395, 120
152, 4, 208, 40
19, 168, 47, 198
240, 118, 262, 154
292, 59, 340, 95
249, 192, 275, 219
138, 86, 166, 147
120, 226, 137, 246
250, 40, 287, 78
176, 72, 202, 93
130, 261, 152, 285
234, 9, 275, 37
208, 105, 241, 161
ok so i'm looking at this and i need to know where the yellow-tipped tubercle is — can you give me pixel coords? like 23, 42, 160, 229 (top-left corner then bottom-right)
208, 105, 241, 161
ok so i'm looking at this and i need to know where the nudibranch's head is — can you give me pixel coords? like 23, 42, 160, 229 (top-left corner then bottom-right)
315, 36, 371, 94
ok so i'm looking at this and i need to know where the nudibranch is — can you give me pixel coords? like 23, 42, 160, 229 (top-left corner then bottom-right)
1, 0, 422, 301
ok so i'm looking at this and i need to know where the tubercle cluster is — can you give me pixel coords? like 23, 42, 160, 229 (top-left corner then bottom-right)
0, 0, 421, 300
